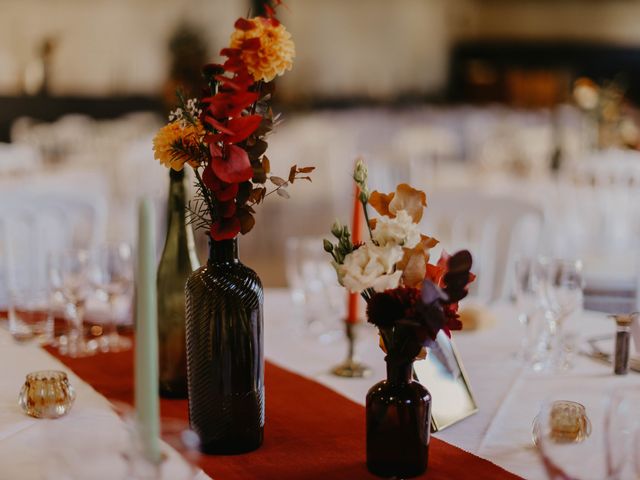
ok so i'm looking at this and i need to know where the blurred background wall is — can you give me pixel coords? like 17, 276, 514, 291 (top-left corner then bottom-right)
3, 0, 640, 304
0, 0, 244, 96
3, 0, 640, 100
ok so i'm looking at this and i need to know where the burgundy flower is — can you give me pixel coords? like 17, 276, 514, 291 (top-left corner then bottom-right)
366, 287, 420, 328
442, 250, 473, 303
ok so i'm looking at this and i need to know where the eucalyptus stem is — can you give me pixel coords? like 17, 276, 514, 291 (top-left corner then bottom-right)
260, 183, 286, 200
250, 81, 264, 116
194, 168, 217, 222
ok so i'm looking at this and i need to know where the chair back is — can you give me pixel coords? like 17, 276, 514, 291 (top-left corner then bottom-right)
421, 190, 544, 303
0, 192, 106, 307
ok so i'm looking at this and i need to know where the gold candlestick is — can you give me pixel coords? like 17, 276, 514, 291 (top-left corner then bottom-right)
331, 322, 372, 378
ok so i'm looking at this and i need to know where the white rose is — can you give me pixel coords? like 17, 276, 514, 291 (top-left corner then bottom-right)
372, 210, 420, 249
338, 243, 403, 293
371, 269, 403, 292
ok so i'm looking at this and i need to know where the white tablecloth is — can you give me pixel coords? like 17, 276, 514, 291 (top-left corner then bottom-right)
263, 289, 639, 480
0, 328, 207, 480
0, 289, 635, 480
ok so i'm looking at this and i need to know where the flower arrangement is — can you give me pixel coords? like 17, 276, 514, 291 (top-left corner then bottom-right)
573, 76, 640, 149
153, 1, 314, 240
324, 160, 474, 365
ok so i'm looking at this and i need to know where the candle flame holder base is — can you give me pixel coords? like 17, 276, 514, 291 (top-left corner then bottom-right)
331, 322, 372, 378
332, 359, 372, 378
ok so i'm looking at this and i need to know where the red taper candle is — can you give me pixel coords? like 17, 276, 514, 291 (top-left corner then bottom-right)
347, 185, 363, 324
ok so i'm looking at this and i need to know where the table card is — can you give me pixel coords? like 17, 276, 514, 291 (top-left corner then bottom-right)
414, 331, 478, 432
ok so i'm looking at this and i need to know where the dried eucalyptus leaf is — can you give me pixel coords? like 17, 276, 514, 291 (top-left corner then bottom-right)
237, 208, 255, 235
252, 168, 267, 184
247, 139, 268, 158
249, 187, 266, 203
236, 181, 252, 205
276, 188, 291, 199
270, 176, 287, 187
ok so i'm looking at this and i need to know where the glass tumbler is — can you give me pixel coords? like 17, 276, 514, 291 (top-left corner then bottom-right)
8, 287, 52, 343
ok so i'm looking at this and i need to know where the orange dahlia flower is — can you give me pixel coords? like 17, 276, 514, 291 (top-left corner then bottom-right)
153, 121, 205, 171
230, 17, 295, 82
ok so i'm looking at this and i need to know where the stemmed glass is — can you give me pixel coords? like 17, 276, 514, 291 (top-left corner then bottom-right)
605, 387, 640, 479
41, 400, 202, 479
285, 236, 344, 342
545, 259, 584, 321
285, 237, 306, 310
111, 401, 202, 480
90, 244, 134, 352
533, 389, 640, 480
534, 258, 584, 371
513, 257, 543, 362
57, 249, 96, 357
533, 398, 608, 480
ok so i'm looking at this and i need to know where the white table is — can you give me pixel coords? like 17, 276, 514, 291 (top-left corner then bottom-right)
264, 289, 639, 480
0, 327, 207, 480
0, 289, 634, 480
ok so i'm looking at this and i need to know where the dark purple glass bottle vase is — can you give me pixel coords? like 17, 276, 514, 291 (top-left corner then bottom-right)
366, 360, 431, 478
185, 238, 264, 454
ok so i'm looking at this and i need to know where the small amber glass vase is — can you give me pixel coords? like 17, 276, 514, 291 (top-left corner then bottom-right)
19, 370, 76, 419
366, 361, 431, 478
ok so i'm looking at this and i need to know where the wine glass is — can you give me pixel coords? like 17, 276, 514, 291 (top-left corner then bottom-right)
111, 401, 202, 480
58, 249, 96, 357
285, 237, 306, 309
605, 387, 640, 479
534, 397, 611, 480
90, 244, 134, 352
41, 400, 201, 480
534, 258, 584, 371
546, 259, 584, 321
284, 236, 344, 342
513, 257, 543, 362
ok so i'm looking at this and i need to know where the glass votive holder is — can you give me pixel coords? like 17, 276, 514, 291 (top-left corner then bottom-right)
547, 400, 591, 443
19, 370, 76, 419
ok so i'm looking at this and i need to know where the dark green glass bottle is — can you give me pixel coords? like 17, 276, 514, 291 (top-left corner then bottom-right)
185, 238, 264, 454
157, 168, 199, 399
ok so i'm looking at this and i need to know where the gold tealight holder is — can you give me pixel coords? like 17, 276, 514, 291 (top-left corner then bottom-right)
534, 400, 592, 445
19, 370, 76, 419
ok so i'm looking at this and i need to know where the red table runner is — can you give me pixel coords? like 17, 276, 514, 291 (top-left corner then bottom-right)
46, 345, 520, 479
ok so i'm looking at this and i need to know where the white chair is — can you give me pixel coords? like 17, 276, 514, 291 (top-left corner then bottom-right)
421, 190, 544, 303
0, 192, 107, 308
392, 124, 461, 192
0, 143, 42, 175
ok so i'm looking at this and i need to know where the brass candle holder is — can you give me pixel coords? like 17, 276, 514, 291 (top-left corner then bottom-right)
331, 322, 372, 378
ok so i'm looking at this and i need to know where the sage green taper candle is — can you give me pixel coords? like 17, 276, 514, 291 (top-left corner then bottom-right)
135, 198, 162, 463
